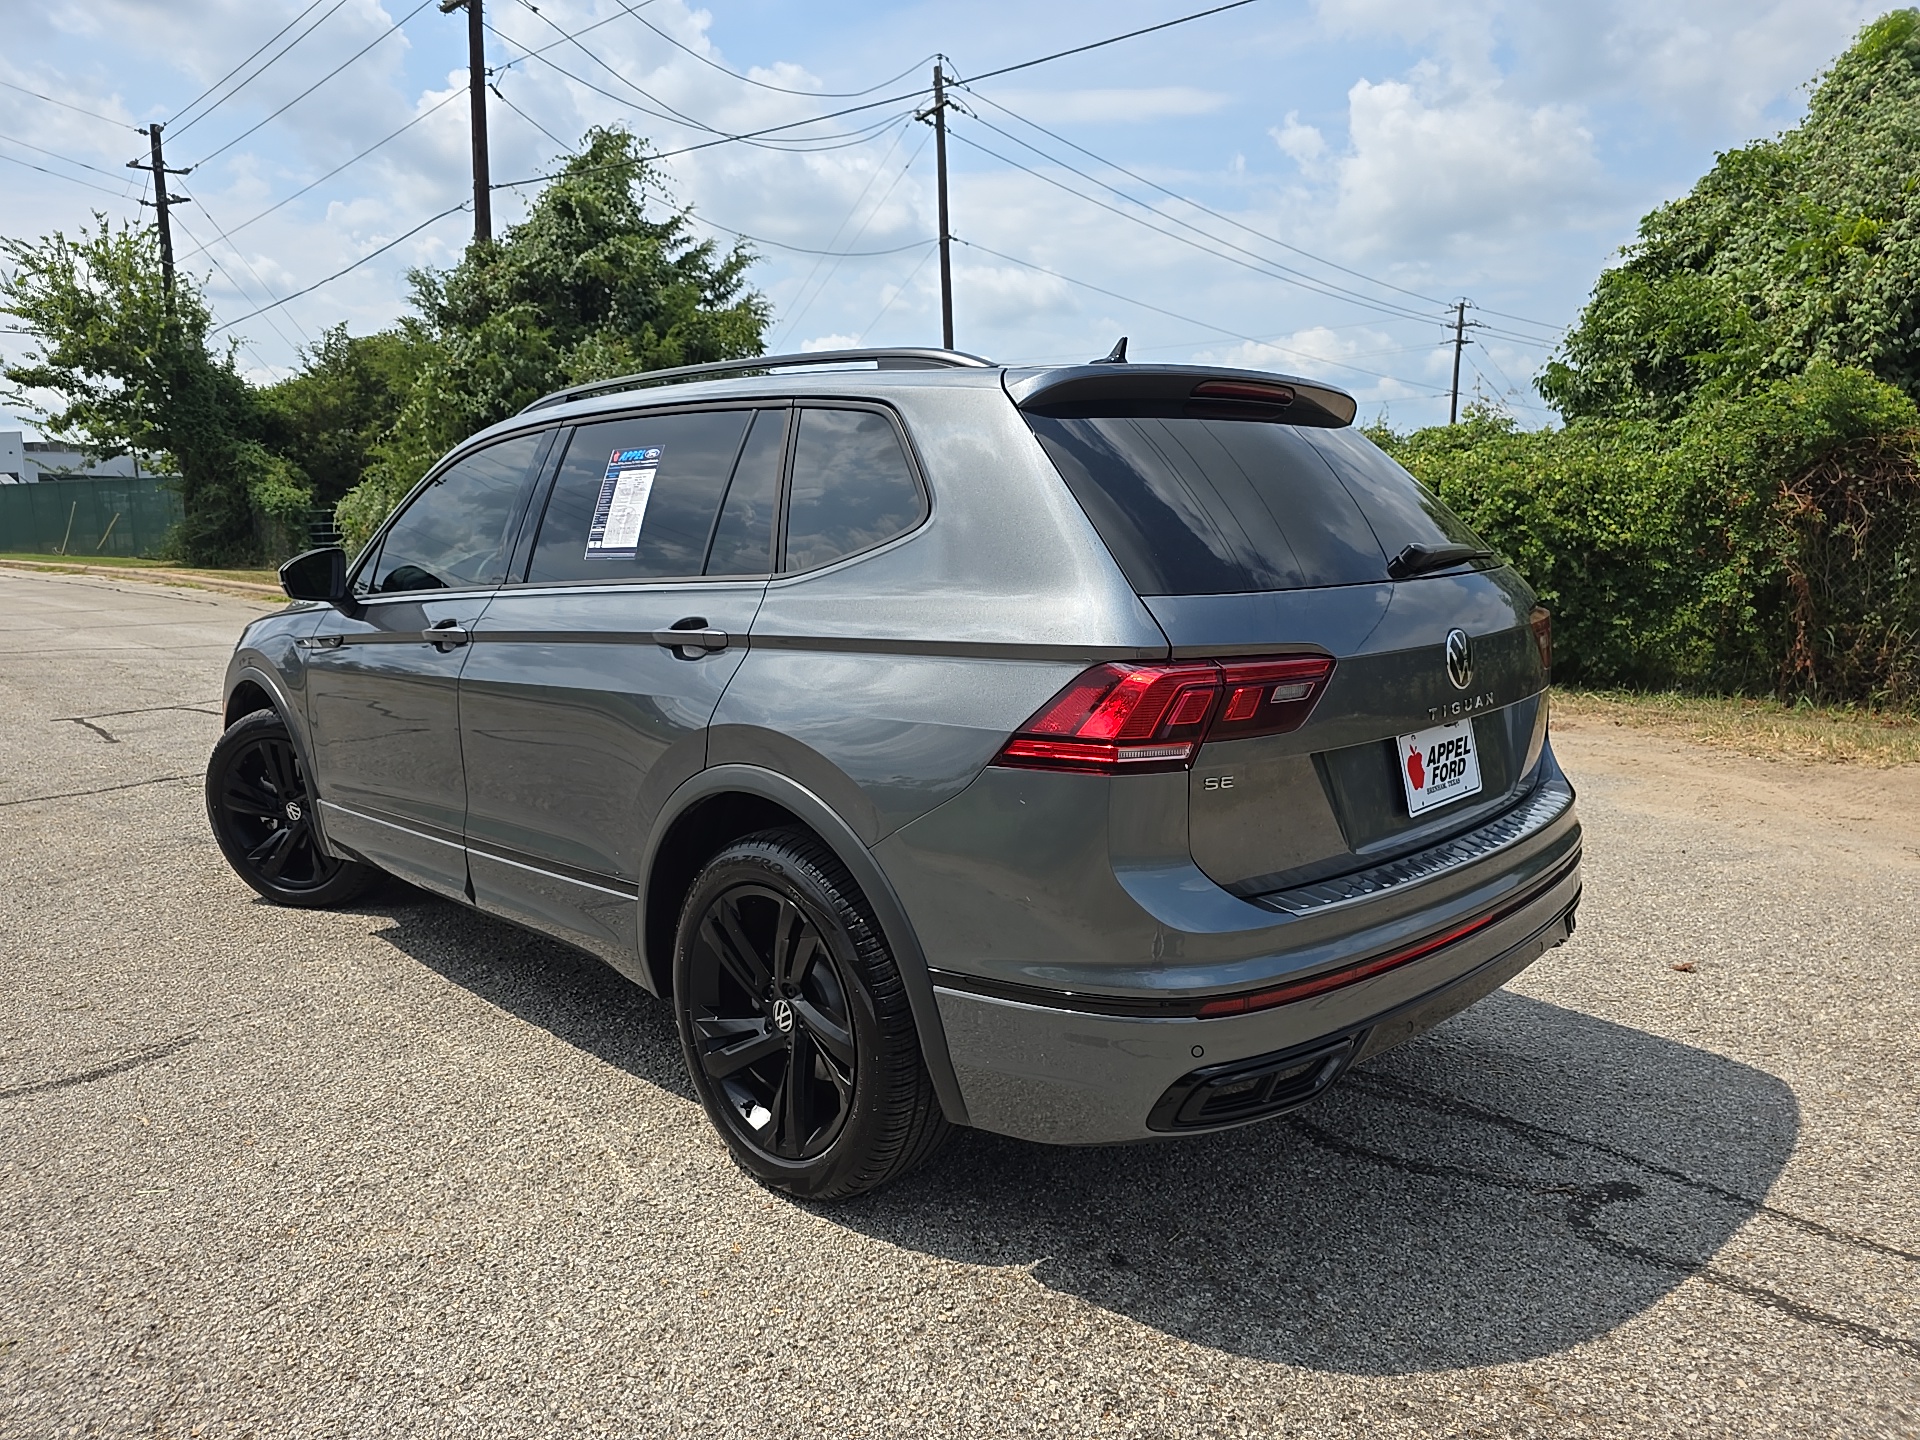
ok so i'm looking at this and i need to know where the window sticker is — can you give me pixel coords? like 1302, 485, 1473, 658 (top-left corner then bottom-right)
585, 446, 662, 557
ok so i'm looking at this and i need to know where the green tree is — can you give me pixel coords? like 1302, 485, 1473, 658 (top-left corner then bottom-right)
258, 323, 428, 506
338, 126, 769, 548
1542, 10, 1920, 421
0, 215, 302, 565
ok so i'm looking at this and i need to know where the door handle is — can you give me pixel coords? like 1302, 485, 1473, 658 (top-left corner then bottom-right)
425, 619, 471, 651
651, 618, 729, 656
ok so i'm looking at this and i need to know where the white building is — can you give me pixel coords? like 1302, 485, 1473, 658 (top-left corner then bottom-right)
0, 431, 158, 484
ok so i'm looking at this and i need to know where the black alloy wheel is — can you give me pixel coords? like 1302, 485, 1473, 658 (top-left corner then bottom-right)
205, 709, 377, 907
688, 881, 857, 1160
674, 829, 950, 1200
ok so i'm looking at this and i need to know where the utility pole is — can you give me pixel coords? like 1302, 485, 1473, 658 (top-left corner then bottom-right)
440, 0, 492, 244
1448, 299, 1471, 424
917, 62, 955, 350
127, 124, 192, 299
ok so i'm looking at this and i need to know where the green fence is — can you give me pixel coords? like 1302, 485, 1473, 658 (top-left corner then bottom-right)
0, 476, 183, 558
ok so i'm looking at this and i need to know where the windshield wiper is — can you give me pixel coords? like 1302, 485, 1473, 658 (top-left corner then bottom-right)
1386, 541, 1496, 580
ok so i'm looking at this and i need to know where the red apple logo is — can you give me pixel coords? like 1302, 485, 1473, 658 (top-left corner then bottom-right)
1406, 746, 1426, 790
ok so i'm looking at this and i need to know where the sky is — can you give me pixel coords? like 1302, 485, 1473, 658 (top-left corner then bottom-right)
0, 0, 1888, 438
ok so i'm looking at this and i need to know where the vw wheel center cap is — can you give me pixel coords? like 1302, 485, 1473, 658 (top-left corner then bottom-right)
772, 998, 795, 1033
1445, 628, 1473, 690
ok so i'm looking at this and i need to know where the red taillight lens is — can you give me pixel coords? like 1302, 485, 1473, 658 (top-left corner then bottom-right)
993, 656, 1334, 774
1529, 606, 1552, 676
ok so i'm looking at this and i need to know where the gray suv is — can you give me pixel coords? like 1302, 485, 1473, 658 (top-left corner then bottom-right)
208, 346, 1581, 1199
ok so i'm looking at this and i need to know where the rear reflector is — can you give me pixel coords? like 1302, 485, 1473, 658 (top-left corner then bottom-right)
1194, 913, 1496, 1017
992, 655, 1334, 774
1529, 606, 1552, 676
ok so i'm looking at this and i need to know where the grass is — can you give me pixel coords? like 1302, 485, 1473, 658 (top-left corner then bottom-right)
0, 552, 281, 585
1554, 687, 1920, 767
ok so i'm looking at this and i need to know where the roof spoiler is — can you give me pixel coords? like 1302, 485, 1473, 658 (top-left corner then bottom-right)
1006, 365, 1358, 428
519, 347, 995, 414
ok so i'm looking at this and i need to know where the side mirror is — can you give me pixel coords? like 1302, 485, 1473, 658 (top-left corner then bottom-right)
279, 546, 349, 603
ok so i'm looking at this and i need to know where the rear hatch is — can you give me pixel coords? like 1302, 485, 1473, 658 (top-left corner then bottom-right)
1011, 366, 1550, 896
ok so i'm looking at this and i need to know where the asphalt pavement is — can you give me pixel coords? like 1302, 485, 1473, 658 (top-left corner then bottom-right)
1, 567, 1915, 1438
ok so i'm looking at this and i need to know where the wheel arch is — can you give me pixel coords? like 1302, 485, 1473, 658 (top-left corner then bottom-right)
221, 660, 346, 863
639, 764, 970, 1127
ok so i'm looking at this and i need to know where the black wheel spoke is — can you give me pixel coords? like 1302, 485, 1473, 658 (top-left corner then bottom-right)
707, 900, 772, 996
790, 997, 853, 1068
697, 1016, 789, 1080
221, 778, 280, 819
248, 826, 295, 878
778, 1029, 814, 1157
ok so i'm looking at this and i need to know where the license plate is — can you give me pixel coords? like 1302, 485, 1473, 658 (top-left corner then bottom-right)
1396, 720, 1483, 815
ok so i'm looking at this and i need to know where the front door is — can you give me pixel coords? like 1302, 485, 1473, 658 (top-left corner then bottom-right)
305, 431, 548, 901
458, 405, 785, 968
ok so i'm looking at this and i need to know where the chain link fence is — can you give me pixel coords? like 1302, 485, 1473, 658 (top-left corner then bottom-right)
0, 477, 182, 558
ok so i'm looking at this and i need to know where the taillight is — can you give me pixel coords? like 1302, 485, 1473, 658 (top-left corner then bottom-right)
993, 656, 1334, 774
1529, 606, 1552, 676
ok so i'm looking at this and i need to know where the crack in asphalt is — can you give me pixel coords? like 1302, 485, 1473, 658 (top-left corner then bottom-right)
1296, 1080, 1920, 1363
0, 1034, 198, 1100
1349, 1071, 1920, 1265
58, 701, 224, 721
0, 774, 196, 807
60, 717, 119, 743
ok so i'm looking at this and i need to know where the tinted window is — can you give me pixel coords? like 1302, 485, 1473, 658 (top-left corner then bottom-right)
783, 408, 926, 572
368, 433, 543, 594
528, 410, 752, 583
1027, 415, 1386, 595
1300, 427, 1487, 555
705, 409, 784, 575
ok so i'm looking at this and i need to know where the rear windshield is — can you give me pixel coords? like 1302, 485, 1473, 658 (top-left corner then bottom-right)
1026, 414, 1487, 595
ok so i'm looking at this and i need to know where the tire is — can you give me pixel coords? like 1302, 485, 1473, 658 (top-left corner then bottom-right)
672, 828, 951, 1200
205, 708, 378, 908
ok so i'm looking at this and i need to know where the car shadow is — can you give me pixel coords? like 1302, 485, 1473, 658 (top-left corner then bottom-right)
358, 891, 1803, 1374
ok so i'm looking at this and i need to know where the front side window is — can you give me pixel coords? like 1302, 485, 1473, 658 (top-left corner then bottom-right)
366, 432, 545, 594
526, 409, 756, 583
782, 407, 926, 572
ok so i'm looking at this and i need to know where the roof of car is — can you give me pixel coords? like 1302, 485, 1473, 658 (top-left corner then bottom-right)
508, 347, 1359, 433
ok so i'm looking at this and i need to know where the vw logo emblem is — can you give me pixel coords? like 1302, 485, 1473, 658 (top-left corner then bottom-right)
771, 998, 795, 1034
1444, 629, 1473, 690
284, 801, 303, 822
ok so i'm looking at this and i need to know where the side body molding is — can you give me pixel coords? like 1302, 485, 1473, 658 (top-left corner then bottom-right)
639, 763, 971, 1128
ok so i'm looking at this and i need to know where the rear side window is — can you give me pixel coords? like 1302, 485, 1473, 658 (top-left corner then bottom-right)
1027, 416, 1387, 595
527, 409, 753, 583
364, 432, 544, 594
782, 407, 926, 572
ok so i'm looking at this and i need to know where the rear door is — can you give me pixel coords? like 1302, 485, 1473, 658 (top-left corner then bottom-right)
456, 405, 783, 963
304, 430, 549, 900
1025, 409, 1546, 896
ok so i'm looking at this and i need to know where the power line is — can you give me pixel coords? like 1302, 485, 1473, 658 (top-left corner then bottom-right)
963, 90, 1452, 313
190, 0, 439, 169
960, 0, 1264, 84
605, 0, 935, 100
0, 131, 137, 182
0, 148, 133, 198
0, 78, 141, 132
167, 0, 348, 139
953, 236, 1450, 395
490, 80, 576, 157
210, 201, 469, 333
945, 124, 1444, 328
170, 209, 305, 363
855, 245, 938, 344
176, 89, 464, 260
185, 200, 314, 345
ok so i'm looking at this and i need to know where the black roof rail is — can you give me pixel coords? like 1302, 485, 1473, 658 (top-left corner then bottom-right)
518, 347, 997, 414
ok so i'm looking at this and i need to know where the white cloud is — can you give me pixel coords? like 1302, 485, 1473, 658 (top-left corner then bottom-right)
1269, 111, 1326, 168
1326, 73, 1601, 256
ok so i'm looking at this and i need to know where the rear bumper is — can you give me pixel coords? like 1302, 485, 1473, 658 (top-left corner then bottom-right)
930, 855, 1580, 1144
